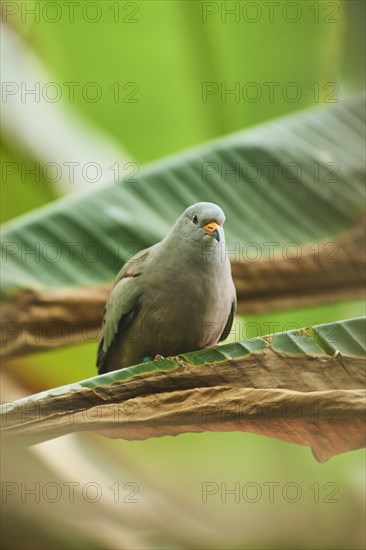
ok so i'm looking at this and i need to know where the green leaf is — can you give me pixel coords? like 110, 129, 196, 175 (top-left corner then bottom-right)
2, 318, 365, 462
1, 97, 365, 302
313, 317, 366, 356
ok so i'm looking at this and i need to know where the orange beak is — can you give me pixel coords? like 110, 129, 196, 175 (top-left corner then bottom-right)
203, 221, 220, 241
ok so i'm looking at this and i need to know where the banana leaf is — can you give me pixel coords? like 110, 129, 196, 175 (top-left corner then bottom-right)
2, 318, 365, 462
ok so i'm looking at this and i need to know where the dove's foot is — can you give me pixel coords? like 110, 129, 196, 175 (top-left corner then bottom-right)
143, 354, 165, 363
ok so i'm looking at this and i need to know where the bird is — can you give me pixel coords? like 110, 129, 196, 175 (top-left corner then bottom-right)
97, 202, 237, 374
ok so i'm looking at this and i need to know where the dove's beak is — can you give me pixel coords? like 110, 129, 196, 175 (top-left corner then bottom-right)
203, 221, 220, 242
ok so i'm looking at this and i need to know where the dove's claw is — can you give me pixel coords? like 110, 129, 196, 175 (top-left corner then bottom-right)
143, 354, 165, 363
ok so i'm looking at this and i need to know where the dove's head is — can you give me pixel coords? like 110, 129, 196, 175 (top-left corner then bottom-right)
182, 202, 225, 242
159, 202, 229, 266
167, 202, 226, 248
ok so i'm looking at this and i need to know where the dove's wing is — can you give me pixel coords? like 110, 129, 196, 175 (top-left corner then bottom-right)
97, 245, 155, 374
219, 291, 237, 342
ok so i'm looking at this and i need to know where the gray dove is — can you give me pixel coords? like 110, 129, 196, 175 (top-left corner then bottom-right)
97, 202, 236, 374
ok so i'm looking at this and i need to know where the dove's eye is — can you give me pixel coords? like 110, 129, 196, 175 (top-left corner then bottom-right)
192, 214, 198, 224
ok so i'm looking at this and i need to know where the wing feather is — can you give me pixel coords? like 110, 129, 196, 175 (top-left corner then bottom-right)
219, 292, 237, 342
97, 246, 153, 374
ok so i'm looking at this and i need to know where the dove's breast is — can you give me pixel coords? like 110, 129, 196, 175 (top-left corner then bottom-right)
136, 258, 233, 357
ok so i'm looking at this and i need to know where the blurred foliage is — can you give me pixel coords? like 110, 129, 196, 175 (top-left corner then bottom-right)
0, 144, 57, 223
6, 0, 345, 163
110, 433, 365, 549
60, 2, 344, 160
1, 1, 365, 549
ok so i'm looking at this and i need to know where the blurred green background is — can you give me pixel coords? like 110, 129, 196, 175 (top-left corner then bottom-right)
1, 1, 365, 549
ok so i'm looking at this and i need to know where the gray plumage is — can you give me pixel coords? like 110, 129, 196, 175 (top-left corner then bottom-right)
97, 202, 237, 374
